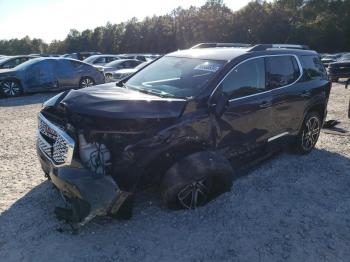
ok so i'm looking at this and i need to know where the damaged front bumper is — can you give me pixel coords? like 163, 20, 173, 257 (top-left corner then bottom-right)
36, 128, 132, 228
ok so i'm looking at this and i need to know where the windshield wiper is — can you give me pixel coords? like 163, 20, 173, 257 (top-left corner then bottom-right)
128, 86, 175, 98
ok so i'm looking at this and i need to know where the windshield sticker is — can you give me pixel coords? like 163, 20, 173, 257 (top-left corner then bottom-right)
194, 62, 221, 73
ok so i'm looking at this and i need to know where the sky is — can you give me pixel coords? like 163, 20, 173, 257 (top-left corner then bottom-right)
0, 0, 252, 43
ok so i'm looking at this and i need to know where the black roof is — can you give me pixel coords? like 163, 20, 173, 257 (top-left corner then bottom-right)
167, 47, 318, 61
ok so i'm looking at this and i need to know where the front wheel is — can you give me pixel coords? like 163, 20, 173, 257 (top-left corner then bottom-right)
293, 112, 321, 154
0, 79, 23, 97
161, 152, 234, 210
79, 77, 95, 88
105, 73, 112, 81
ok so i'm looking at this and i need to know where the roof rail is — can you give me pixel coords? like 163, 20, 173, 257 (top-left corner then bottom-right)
191, 43, 252, 49
249, 44, 310, 52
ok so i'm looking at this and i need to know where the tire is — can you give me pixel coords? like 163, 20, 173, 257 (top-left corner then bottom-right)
0, 79, 23, 97
79, 77, 95, 88
105, 73, 112, 81
293, 112, 321, 154
161, 151, 234, 210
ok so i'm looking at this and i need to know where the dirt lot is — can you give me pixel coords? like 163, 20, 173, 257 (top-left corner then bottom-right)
0, 83, 349, 262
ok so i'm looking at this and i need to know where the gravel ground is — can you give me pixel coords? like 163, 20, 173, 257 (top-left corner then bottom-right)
0, 84, 349, 262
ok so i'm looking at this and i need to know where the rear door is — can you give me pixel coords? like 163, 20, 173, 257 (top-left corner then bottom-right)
267, 55, 304, 137
268, 55, 328, 137
38, 60, 57, 89
216, 57, 273, 158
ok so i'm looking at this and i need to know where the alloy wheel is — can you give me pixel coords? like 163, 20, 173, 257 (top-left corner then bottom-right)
80, 78, 94, 88
301, 116, 320, 151
1, 81, 21, 97
177, 179, 210, 209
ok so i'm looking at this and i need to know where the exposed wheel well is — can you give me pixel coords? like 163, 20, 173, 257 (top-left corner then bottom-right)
141, 141, 208, 186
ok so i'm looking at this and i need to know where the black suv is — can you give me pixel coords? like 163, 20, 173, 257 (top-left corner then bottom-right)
36, 43, 330, 227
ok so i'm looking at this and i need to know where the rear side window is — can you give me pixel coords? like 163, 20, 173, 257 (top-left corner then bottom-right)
70, 60, 84, 69
300, 55, 327, 80
222, 57, 265, 99
94, 57, 107, 64
106, 57, 118, 63
266, 56, 300, 89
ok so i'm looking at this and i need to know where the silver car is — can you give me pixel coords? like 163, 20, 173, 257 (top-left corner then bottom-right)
83, 55, 120, 66
111, 62, 149, 81
101, 59, 143, 81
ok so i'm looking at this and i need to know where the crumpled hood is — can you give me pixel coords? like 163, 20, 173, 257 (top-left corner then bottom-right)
60, 83, 187, 119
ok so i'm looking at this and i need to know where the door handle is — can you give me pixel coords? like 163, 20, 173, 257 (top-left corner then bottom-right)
259, 101, 272, 108
300, 90, 311, 98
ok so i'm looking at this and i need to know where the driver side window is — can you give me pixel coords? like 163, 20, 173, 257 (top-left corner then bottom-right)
221, 57, 266, 99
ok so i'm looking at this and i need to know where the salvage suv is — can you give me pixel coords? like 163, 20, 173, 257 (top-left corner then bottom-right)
36, 43, 330, 227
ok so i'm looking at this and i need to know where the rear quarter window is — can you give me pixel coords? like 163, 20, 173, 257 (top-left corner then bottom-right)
266, 56, 301, 89
300, 55, 327, 80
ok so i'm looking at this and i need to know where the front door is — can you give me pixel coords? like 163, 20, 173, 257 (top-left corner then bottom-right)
215, 57, 273, 159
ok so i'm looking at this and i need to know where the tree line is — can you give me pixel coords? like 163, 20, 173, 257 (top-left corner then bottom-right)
1, 0, 349, 55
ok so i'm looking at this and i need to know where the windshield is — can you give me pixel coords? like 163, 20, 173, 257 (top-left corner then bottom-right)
14, 58, 42, 70
104, 59, 125, 68
83, 56, 99, 63
125, 56, 225, 98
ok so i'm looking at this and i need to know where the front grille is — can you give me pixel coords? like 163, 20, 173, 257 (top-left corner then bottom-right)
37, 113, 75, 167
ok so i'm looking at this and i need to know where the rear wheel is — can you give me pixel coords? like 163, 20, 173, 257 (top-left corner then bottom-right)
79, 77, 95, 88
293, 112, 321, 154
0, 79, 23, 97
161, 152, 234, 210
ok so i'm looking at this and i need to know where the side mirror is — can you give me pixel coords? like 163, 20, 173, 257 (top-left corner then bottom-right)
215, 92, 229, 116
116, 80, 124, 87
209, 86, 229, 117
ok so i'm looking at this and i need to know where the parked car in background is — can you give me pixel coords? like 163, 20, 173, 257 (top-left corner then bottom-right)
0, 56, 9, 60
83, 54, 120, 66
101, 59, 143, 81
0, 57, 104, 97
321, 54, 342, 67
36, 43, 330, 226
119, 54, 156, 62
62, 52, 101, 61
328, 53, 350, 82
0, 55, 38, 69
29, 53, 61, 57
111, 61, 149, 81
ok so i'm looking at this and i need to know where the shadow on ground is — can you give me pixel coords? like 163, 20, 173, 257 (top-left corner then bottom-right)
0, 150, 350, 262
1, 148, 350, 261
